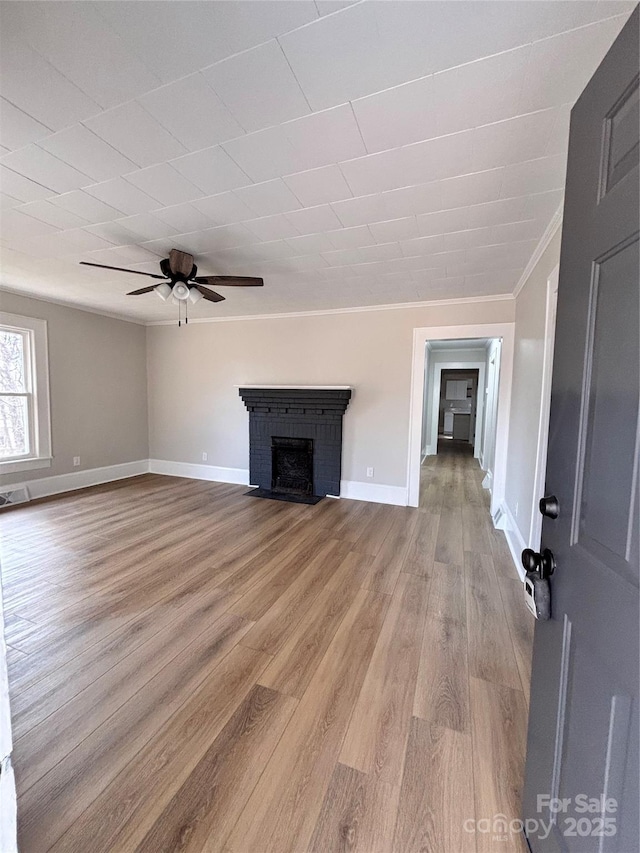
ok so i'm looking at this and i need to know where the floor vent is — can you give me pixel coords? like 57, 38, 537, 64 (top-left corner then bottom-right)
492, 504, 508, 530
0, 487, 30, 507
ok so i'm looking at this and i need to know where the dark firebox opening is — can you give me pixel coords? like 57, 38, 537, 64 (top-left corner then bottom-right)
271, 436, 313, 495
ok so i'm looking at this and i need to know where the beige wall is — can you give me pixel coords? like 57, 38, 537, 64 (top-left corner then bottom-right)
504, 229, 562, 545
0, 292, 148, 485
147, 298, 514, 490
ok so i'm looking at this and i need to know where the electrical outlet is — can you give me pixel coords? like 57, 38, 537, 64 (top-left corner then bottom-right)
73, 456, 80, 467
366, 467, 374, 478
202, 452, 208, 462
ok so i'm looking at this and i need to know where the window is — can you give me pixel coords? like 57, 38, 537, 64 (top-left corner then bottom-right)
0, 313, 51, 475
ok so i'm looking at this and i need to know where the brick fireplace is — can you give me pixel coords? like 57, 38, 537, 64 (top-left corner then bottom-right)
238, 386, 352, 498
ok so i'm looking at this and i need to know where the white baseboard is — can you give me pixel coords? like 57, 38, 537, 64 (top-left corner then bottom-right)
4, 458, 408, 508
148, 459, 250, 485
498, 501, 527, 581
340, 480, 408, 506
149, 461, 407, 506
2, 460, 149, 501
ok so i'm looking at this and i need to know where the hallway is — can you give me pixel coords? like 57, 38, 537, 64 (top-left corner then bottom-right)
2, 446, 532, 852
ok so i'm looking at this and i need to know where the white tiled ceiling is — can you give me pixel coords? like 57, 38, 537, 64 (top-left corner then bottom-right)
0, 0, 634, 322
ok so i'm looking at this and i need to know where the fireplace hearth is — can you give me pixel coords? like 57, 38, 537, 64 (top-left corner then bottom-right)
238, 386, 352, 502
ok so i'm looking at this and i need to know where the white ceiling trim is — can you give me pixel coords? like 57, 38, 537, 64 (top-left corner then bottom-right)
145, 291, 514, 326
512, 203, 563, 298
0, 285, 146, 325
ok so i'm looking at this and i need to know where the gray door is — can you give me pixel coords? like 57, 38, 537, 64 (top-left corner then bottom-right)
523, 7, 639, 852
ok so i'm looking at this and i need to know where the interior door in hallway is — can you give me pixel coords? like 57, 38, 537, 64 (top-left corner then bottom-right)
523, 7, 639, 851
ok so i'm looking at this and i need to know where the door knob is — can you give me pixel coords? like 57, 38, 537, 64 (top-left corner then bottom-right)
539, 495, 559, 519
522, 548, 556, 580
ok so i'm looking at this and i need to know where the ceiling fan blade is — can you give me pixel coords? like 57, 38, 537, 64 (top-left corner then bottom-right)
127, 285, 158, 296
80, 261, 167, 280
169, 249, 194, 277
192, 275, 263, 287
195, 285, 225, 303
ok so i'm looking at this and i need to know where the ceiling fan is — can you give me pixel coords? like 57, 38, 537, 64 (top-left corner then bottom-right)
80, 249, 263, 325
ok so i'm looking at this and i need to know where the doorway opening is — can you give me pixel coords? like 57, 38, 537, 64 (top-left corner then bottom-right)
438, 368, 479, 447
418, 337, 503, 512
407, 322, 514, 515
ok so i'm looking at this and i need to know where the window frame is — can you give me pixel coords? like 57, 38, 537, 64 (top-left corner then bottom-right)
0, 312, 52, 475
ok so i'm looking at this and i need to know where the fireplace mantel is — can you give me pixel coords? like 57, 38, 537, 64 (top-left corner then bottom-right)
238, 387, 352, 416
235, 385, 352, 390
238, 386, 352, 497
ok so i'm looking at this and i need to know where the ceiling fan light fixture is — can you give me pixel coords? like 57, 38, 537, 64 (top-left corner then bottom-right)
154, 282, 172, 301
172, 282, 190, 301
188, 287, 204, 304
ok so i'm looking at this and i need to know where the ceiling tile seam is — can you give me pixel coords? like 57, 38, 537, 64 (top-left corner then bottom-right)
339, 102, 573, 172
85, 181, 163, 215
528, 12, 632, 47
3, 34, 103, 118
270, 0, 361, 43
0, 163, 59, 197
13, 200, 92, 229
333, 123, 517, 182
5, 123, 560, 231
0, 96, 56, 136
364, 224, 378, 245
195, 72, 250, 136
86, 2, 166, 98
347, 100, 370, 156
0, 79, 560, 192
214, 229, 540, 274
329, 164, 563, 219
275, 38, 314, 114
266, 179, 307, 212
1, 8, 624, 164
193, 26, 319, 79
210, 146, 256, 190
336, 13, 633, 105
11, 213, 538, 272
119, 165, 205, 207
86, 98, 189, 168
7, 180, 557, 253
144, 80, 248, 154
34, 124, 139, 178
1, 4, 331, 161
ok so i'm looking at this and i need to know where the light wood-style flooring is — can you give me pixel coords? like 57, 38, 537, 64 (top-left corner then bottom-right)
0, 443, 532, 852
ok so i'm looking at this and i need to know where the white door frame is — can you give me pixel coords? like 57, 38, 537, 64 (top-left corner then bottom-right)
528, 265, 559, 549
407, 322, 515, 514
427, 361, 486, 458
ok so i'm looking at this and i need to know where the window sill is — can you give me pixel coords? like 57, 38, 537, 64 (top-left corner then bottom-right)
0, 457, 52, 476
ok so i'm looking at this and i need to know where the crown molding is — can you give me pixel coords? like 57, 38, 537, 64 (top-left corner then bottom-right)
512, 204, 564, 299
1, 286, 516, 328
145, 292, 515, 326
0, 286, 146, 326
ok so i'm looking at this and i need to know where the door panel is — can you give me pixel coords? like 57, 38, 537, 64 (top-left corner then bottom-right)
579, 237, 638, 569
523, 8, 639, 853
